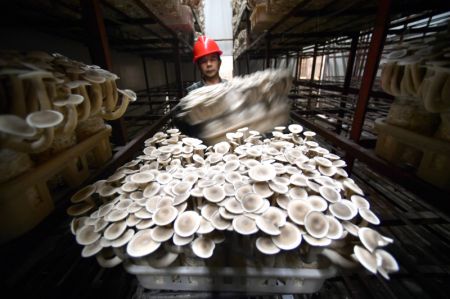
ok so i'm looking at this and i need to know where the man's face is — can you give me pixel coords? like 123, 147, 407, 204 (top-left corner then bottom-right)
198, 54, 221, 79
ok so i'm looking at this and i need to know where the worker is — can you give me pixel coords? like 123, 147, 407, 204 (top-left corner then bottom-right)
173, 36, 226, 137
186, 35, 226, 93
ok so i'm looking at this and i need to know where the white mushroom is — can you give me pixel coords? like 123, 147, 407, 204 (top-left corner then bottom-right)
375, 249, 399, 279
76, 225, 100, 245
151, 226, 174, 242
153, 206, 178, 226
104, 220, 127, 240
173, 233, 194, 246
359, 227, 394, 252
241, 192, 264, 212
248, 164, 276, 181
192, 237, 215, 258
256, 237, 280, 255
203, 185, 226, 203
353, 245, 378, 274
304, 211, 329, 239
287, 200, 312, 225
174, 211, 201, 237
359, 207, 381, 225
126, 229, 161, 258
255, 216, 281, 236
272, 222, 302, 250
232, 215, 258, 235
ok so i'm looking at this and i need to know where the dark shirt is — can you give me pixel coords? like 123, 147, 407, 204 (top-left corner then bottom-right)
186, 78, 227, 93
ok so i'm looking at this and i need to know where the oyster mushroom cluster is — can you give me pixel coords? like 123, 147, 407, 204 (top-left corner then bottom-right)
175, 68, 292, 145
0, 50, 136, 182
380, 29, 450, 137
69, 125, 399, 279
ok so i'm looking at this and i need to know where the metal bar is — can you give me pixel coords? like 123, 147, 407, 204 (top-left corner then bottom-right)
310, 44, 318, 81
80, 0, 127, 145
295, 51, 300, 80
132, 0, 192, 50
174, 41, 184, 98
350, 0, 392, 142
163, 60, 170, 92
336, 34, 359, 134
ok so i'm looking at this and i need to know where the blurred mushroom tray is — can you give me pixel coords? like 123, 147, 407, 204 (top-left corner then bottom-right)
68, 123, 399, 293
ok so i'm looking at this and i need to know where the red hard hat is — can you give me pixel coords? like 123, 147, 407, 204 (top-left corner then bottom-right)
193, 36, 223, 63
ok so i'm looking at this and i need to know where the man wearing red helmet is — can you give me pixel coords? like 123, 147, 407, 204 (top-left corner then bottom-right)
186, 35, 226, 93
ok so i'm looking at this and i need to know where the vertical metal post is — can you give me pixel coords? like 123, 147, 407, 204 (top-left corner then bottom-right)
336, 34, 359, 134
310, 44, 318, 81
163, 60, 170, 92
286, 52, 289, 68
174, 40, 183, 99
294, 51, 300, 80
80, 0, 127, 145
142, 56, 150, 95
350, 0, 391, 142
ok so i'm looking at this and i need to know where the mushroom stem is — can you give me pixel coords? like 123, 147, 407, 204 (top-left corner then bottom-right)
88, 83, 103, 116
76, 86, 91, 121
58, 104, 78, 134
2, 127, 56, 153
424, 71, 449, 112
102, 93, 132, 120
9, 75, 27, 117
110, 79, 119, 108
30, 77, 52, 110
320, 248, 359, 269
104, 79, 115, 112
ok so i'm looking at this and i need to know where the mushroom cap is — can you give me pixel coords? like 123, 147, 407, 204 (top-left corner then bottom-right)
232, 215, 258, 235
203, 185, 226, 203
26, 110, 64, 129
242, 192, 264, 212
329, 202, 354, 220
255, 216, 281, 236
287, 200, 312, 225
105, 209, 129, 222
342, 220, 360, 237
248, 164, 276, 181
201, 203, 219, 221
256, 237, 280, 255
110, 229, 135, 248
375, 249, 399, 274
343, 179, 364, 196
306, 195, 328, 212
272, 222, 302, 250
53, 94, 84, 106
351, 195, 370, 209
359, 227, 393, 252
326, 216, 344, 239
143, 182, 161, 198
290, 174, 309, 187
319, 186, 341, 202
153, 206, 178, 226
134, 208, 153, 220
151, 226, 174, 242
174, 211, 201, 237
116, 198, 133, 210
314, 157, 332, 167
289, 187, 308, 200
81, 239, 103, 257
224, 197, 244, 214
156, 172, 173, 185
253, 182, 273, 198
76, 225, 100, 245
261, 207, 287, 227
147, 250, 179, 268
353, 245, 378, 274
197, 216, 215, 234
104, 220, 127, 240
192, 237, 215, 258
214, 141, 231, 154
210, 211, 231, 230
268, 181, 289, 194
275, 194, 290, 210
288, 124, 303, 134
173, 233, 195, 246
172, 181, 192, 195
359, 207, 380, 225
67, 201, 95, 216
117, 89, 137, 101
130, 172, 155, 184
125, 214, 141, 227
121, 182, 138, 193
0, 114, 37, 137
126, 229, 161, 258
304, 211, 329, 238
303, 234, 332, 246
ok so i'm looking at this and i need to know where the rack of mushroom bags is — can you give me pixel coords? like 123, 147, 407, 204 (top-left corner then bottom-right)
69, 122, 399, 293
0, 51, 137, 243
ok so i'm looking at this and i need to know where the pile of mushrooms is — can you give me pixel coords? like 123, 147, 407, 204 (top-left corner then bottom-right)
0, 50, 136, 182
175, 68, 292, 145
380, 28, 450, 138
69, 125, 399, 280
